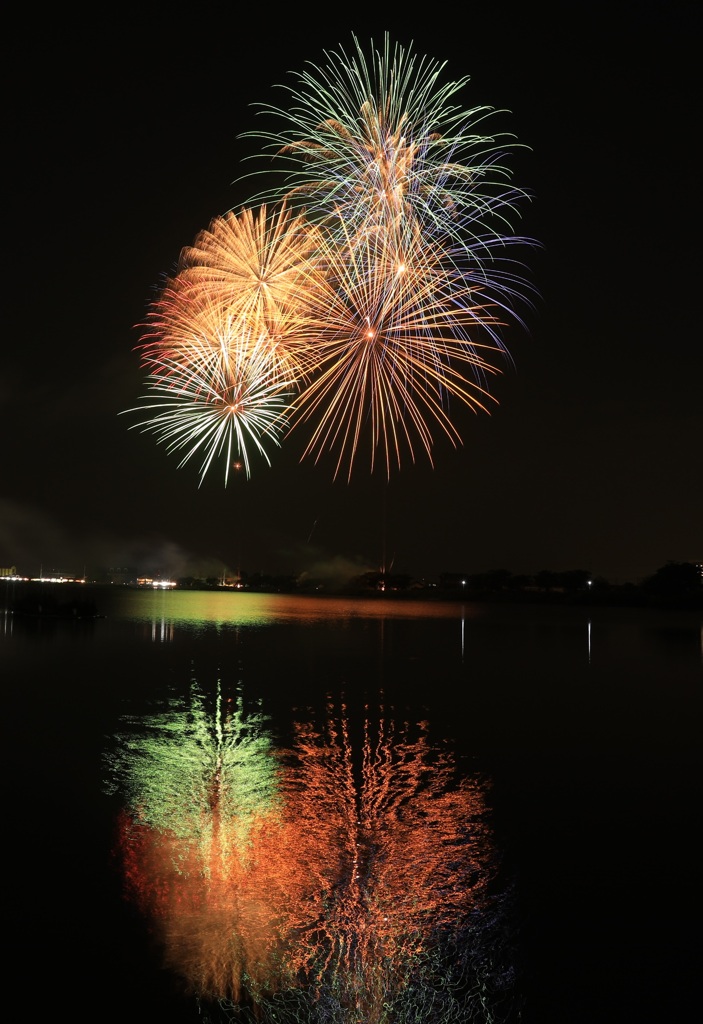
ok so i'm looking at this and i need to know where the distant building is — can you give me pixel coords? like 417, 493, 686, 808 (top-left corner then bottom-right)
30, 571, 86, 583
136, 576, 176, 589
0, 566, 18, 577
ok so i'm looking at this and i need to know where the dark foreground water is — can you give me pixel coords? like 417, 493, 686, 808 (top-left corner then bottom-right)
2, 585, 701, 1023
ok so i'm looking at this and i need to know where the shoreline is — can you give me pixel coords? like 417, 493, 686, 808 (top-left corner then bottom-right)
3, 577, 701, 612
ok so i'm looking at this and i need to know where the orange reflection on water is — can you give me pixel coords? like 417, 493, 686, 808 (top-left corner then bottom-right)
117, 805, 303, 1002
114, 696, 495, 1017
269, 700, 495, 1017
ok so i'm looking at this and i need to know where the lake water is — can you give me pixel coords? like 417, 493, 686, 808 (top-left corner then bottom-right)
2, 586, 701, 1022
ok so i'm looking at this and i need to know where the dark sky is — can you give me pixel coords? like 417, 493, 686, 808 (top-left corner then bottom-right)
3, 5, 701, 585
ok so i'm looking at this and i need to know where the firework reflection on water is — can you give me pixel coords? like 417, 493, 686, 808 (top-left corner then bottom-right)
105, 682, 517, 1021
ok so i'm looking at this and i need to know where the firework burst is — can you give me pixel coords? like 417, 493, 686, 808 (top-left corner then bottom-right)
234, 34, 535, 478
286, 218, 510, 479
242, 34, 532, 264
128, 35, 536, 483
138, 203, 327, 385
128, 204, 333, 483
126, 307, 294, 484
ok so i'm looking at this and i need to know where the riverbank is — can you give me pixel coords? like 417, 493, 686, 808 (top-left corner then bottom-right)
3, 577, 701, 612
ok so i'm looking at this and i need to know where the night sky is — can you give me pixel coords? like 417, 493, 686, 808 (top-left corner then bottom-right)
3, 5, 701, 586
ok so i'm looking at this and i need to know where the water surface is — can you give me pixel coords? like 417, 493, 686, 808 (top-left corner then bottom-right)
2, 587, 700, 1021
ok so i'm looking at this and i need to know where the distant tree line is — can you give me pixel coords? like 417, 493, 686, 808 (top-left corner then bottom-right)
173, 561, 702, 607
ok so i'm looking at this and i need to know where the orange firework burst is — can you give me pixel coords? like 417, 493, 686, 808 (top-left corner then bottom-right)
139, 203, 326, 384
287, 219, 509, 480
128, 204, 332, 482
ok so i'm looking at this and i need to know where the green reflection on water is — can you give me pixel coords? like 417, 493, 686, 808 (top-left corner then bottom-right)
106, 678, 280, 856
109, 589, 472, 627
